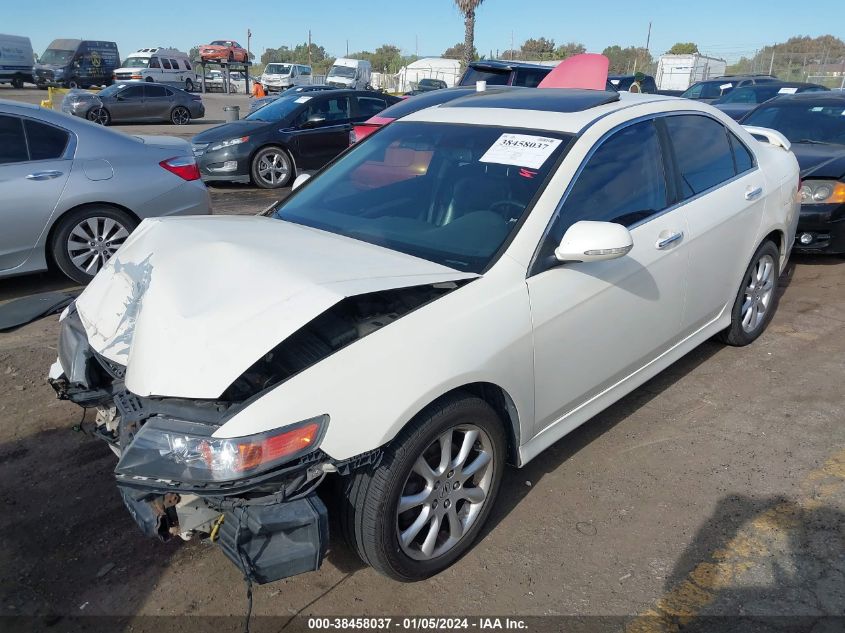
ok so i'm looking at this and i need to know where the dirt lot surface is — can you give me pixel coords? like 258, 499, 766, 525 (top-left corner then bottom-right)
0, 86, 844, 632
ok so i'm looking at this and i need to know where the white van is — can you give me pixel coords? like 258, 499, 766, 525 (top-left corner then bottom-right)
0, 34, 35, 88
113, 47, 199, 91
260, 63, 312, 92
327, 58, 371, 90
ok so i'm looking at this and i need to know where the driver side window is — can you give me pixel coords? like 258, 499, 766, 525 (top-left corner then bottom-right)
536, 119, 669, 266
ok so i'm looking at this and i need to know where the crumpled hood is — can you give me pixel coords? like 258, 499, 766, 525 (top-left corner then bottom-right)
75, 216, 476, 399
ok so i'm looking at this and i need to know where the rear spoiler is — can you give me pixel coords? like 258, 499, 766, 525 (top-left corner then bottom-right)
742, 125, 791, 151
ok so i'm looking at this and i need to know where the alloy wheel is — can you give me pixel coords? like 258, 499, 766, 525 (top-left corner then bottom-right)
87, 107, 109, 125
171, 107, 190, 125
66, 216, 130, 276
396, 424, 495, 561
256, 150, 290, 186
741, 253, 775, 333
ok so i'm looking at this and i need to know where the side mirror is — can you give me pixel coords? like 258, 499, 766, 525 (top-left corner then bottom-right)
301, 115, 326, 129
292, 173, 311, 190
554, 221, 633, 263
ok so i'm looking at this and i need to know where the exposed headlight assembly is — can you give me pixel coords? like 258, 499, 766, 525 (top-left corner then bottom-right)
209, 136, 249, 152
116, 415, 326, 483
800, 180, 845, 204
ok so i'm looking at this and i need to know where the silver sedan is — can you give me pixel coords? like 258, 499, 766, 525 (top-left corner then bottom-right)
0, 99, 211, 284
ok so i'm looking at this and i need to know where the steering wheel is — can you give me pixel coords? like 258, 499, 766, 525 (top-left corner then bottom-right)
490, 199, 525, 219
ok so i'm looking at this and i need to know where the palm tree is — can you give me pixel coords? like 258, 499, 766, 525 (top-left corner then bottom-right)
455, 0, 484, 69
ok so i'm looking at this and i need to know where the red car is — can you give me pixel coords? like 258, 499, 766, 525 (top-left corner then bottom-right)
199, 40, 248, 63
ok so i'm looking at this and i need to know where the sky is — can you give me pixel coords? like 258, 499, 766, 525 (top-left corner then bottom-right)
4, 0, 841, 64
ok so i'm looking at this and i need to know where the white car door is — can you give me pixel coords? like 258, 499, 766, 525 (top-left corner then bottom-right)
662, 114, 766, 333
527, 118, 690, 436
0, 114, 71, 272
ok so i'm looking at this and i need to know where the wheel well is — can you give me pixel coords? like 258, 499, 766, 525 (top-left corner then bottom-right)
763, 229, 785, 256
44, 202, 141, 267
411, 383, 521, 467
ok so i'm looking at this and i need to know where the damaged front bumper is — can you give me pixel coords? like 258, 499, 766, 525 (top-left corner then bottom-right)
47, 304, 374, 584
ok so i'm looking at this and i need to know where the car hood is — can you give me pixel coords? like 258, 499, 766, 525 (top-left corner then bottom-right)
192, 121, 268, 143
790, 143, 845, 179
74, 215, 476, 399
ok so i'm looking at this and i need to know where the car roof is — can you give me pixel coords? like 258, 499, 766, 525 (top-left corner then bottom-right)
739, 82, 823, 89
469, 59, 553, 71
763, 91, 845, 104
403, 89, 677, 134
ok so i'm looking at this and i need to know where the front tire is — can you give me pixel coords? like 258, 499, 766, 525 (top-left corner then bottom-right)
11, 75, 24, 89
67, 77, 80, 89
341, 394, 506, 581
51, 206, 138, 284
719, 240, 780, 346
86, 106, 110, 126
250, 146, 293, 188
185, 78, 194, 92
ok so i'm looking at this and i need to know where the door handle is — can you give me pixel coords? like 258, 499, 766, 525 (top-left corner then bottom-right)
26, 170, 63, 181
745, 186, 763, 200
656, 231, 684, 249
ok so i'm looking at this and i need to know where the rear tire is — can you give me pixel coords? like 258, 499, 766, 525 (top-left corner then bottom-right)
67, 77, 80, 89
171, 106, 191, 125
11, 76, 24, 89
145, 76, 154, 82
340, 393, 506, 581
719, 240, 780, 346
51, 206, 138, 284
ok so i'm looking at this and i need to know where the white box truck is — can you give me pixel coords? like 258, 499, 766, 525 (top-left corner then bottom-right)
0, 34, 35, 88
326, 58, 371, 90
655, 54, 727, 91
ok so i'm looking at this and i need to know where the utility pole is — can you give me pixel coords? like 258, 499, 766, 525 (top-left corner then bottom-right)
768, 48, 775, 75
633, 21, 651, 75
308, 29, 312, 67
247, 28, 252, 62
346, 39, 349, 56
415, 34, 418, 58
511, 31, 514, 60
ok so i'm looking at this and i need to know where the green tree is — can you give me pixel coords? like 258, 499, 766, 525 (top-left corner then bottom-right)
520, 37, 557, 60
443, 42, 478, 61
667, 42, 698, 55
555, 42, 587, 59
455, 0, 485, 68
189, 46, 200, 61
602, 45, 653, 74
727, 34, 845, 85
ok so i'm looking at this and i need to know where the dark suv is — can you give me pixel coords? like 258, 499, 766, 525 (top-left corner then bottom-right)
459, 59, 618, 91
681, 75, 778, 103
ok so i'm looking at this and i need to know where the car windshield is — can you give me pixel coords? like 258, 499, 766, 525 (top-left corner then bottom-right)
610, 77, 634, 90
272, 121, 573, 272
97, 84, 123, 97
460, 67, 510, 86
244, 95, 305, 122
39, 48, 75, 65
329, 65, 357, 78
265, 64, 292, 75
122, 56, 150, 68
210, 41, 230, 46
742, 102, 845, 145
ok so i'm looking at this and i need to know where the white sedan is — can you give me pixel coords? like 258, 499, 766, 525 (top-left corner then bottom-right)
49, 89, 798, 583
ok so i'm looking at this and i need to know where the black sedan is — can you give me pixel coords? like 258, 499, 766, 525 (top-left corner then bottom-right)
248, 84, 337, 114
742, 92, 845, 254
192, 90, 400, 188
61, 82, 204, 125
713, 82, 828, 120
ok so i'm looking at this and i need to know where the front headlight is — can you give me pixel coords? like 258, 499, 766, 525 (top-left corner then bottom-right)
209, 136, 250, 152
116, 415, 326, 482
800, 180, 845, 204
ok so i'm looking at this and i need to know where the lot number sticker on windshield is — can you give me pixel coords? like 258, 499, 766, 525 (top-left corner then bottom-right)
295, 96, 312, 103
777, 87, 798, 94
480, 134, 563, 169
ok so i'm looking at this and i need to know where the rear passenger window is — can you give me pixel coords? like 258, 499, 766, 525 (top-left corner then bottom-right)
729, 133, 754, 174
161, 58, 172, 70
357, 97, 387, 117
665, 115, 736, 197
145, 85, 167, 98
24, 119, 69, 160
541, 120, 668, 258
514, 68, 547, 88
184, 60, 191, 70
169, 59, 179, 69
149, 57, 161, 68
0, 115, 28, 164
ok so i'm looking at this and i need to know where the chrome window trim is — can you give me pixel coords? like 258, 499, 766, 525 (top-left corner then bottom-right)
527, 109, 760, 278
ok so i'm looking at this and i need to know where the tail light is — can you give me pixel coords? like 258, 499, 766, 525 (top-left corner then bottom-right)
159, 156, 200, 181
